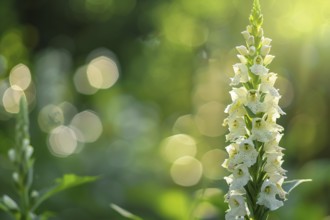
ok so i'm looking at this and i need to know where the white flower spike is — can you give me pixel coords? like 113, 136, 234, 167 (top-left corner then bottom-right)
221, 0, 300, 219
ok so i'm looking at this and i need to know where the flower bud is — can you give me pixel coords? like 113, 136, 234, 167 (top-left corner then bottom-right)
264, 55, 275, 66
31, 190, 39, 198
262, 37, 272, 46
8, 149, 16, 162
241, 30, 250, 41
249, 46, 256, 56
261, 45, 271, 56
12, 172, 19, 183
2, 195, 19, 211
236, 45, 249, 56
25, 145, 34, 160
247, 36, 255, 46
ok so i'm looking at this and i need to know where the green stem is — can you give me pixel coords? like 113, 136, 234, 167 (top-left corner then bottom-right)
14, 97, 34, 220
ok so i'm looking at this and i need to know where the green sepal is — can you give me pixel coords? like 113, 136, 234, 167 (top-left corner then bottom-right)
31, 174, 98, 211
260, 93, 266, 102
244, 115, 252, 131
244, 105, 256, 118
111, 203, 143, 220
282, 179, 312, 194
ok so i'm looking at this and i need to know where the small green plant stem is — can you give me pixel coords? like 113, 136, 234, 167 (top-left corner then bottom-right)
14, 96, 34, 220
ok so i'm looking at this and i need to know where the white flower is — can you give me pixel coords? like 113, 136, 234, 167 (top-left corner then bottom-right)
227, 164, 250, 190
225, 194, 248, 219
246, 89, 263, 114
264, 152, 287, 175
257, 179, 284, 211
264, 134, 285, 153
223, 143, 240, 170
260, 73, 280, 97
250, 56, 269, 76
230, 87, 248, 103
236, 45, 249, 56
226, 117, 247, 142
269, 173, 287, 200
251, 117, 277, 142
262, 95, 286, 120
224, 100, 245, 119
231, 64, 249, 86
236, 139, 258, 167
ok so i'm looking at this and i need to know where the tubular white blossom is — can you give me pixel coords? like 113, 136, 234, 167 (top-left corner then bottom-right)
225, 194, 248, 219
257, 180, 284, 210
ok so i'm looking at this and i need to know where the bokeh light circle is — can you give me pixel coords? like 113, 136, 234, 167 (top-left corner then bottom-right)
2, 86, 25, 113
38, 104, 64, 133
9, 64, 31, 90
161, 134, 197, 163
87, 56, 119, 89
48, 125, 77, 157
70, 110, 103, 143
170, 156, 203, 187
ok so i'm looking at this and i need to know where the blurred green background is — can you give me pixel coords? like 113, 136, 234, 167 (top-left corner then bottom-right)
0, 0, 329, 219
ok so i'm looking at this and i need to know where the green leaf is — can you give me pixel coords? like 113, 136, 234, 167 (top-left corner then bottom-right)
283, 179, 312, 194
110, 203, 143, 220
32, 174, 98, 211
39, 211, 55, 220
0, 201, 9, 212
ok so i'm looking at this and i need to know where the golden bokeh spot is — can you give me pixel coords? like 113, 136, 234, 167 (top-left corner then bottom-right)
48, 125, 77, 157
70, 110, 103, 143
170, 156, 203, 187
38, 104, 64, 133
160, 134, 197, 163
9, 64, 31, 90
2, 86, 24, 114
87, 56, 119, 89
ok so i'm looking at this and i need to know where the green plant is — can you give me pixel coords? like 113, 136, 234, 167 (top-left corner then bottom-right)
0, 96, 97, 220
222, 0, 311, 219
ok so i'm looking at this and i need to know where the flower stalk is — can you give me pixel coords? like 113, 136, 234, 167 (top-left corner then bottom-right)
222, 0, 287, 219
7, 96, 36, 220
